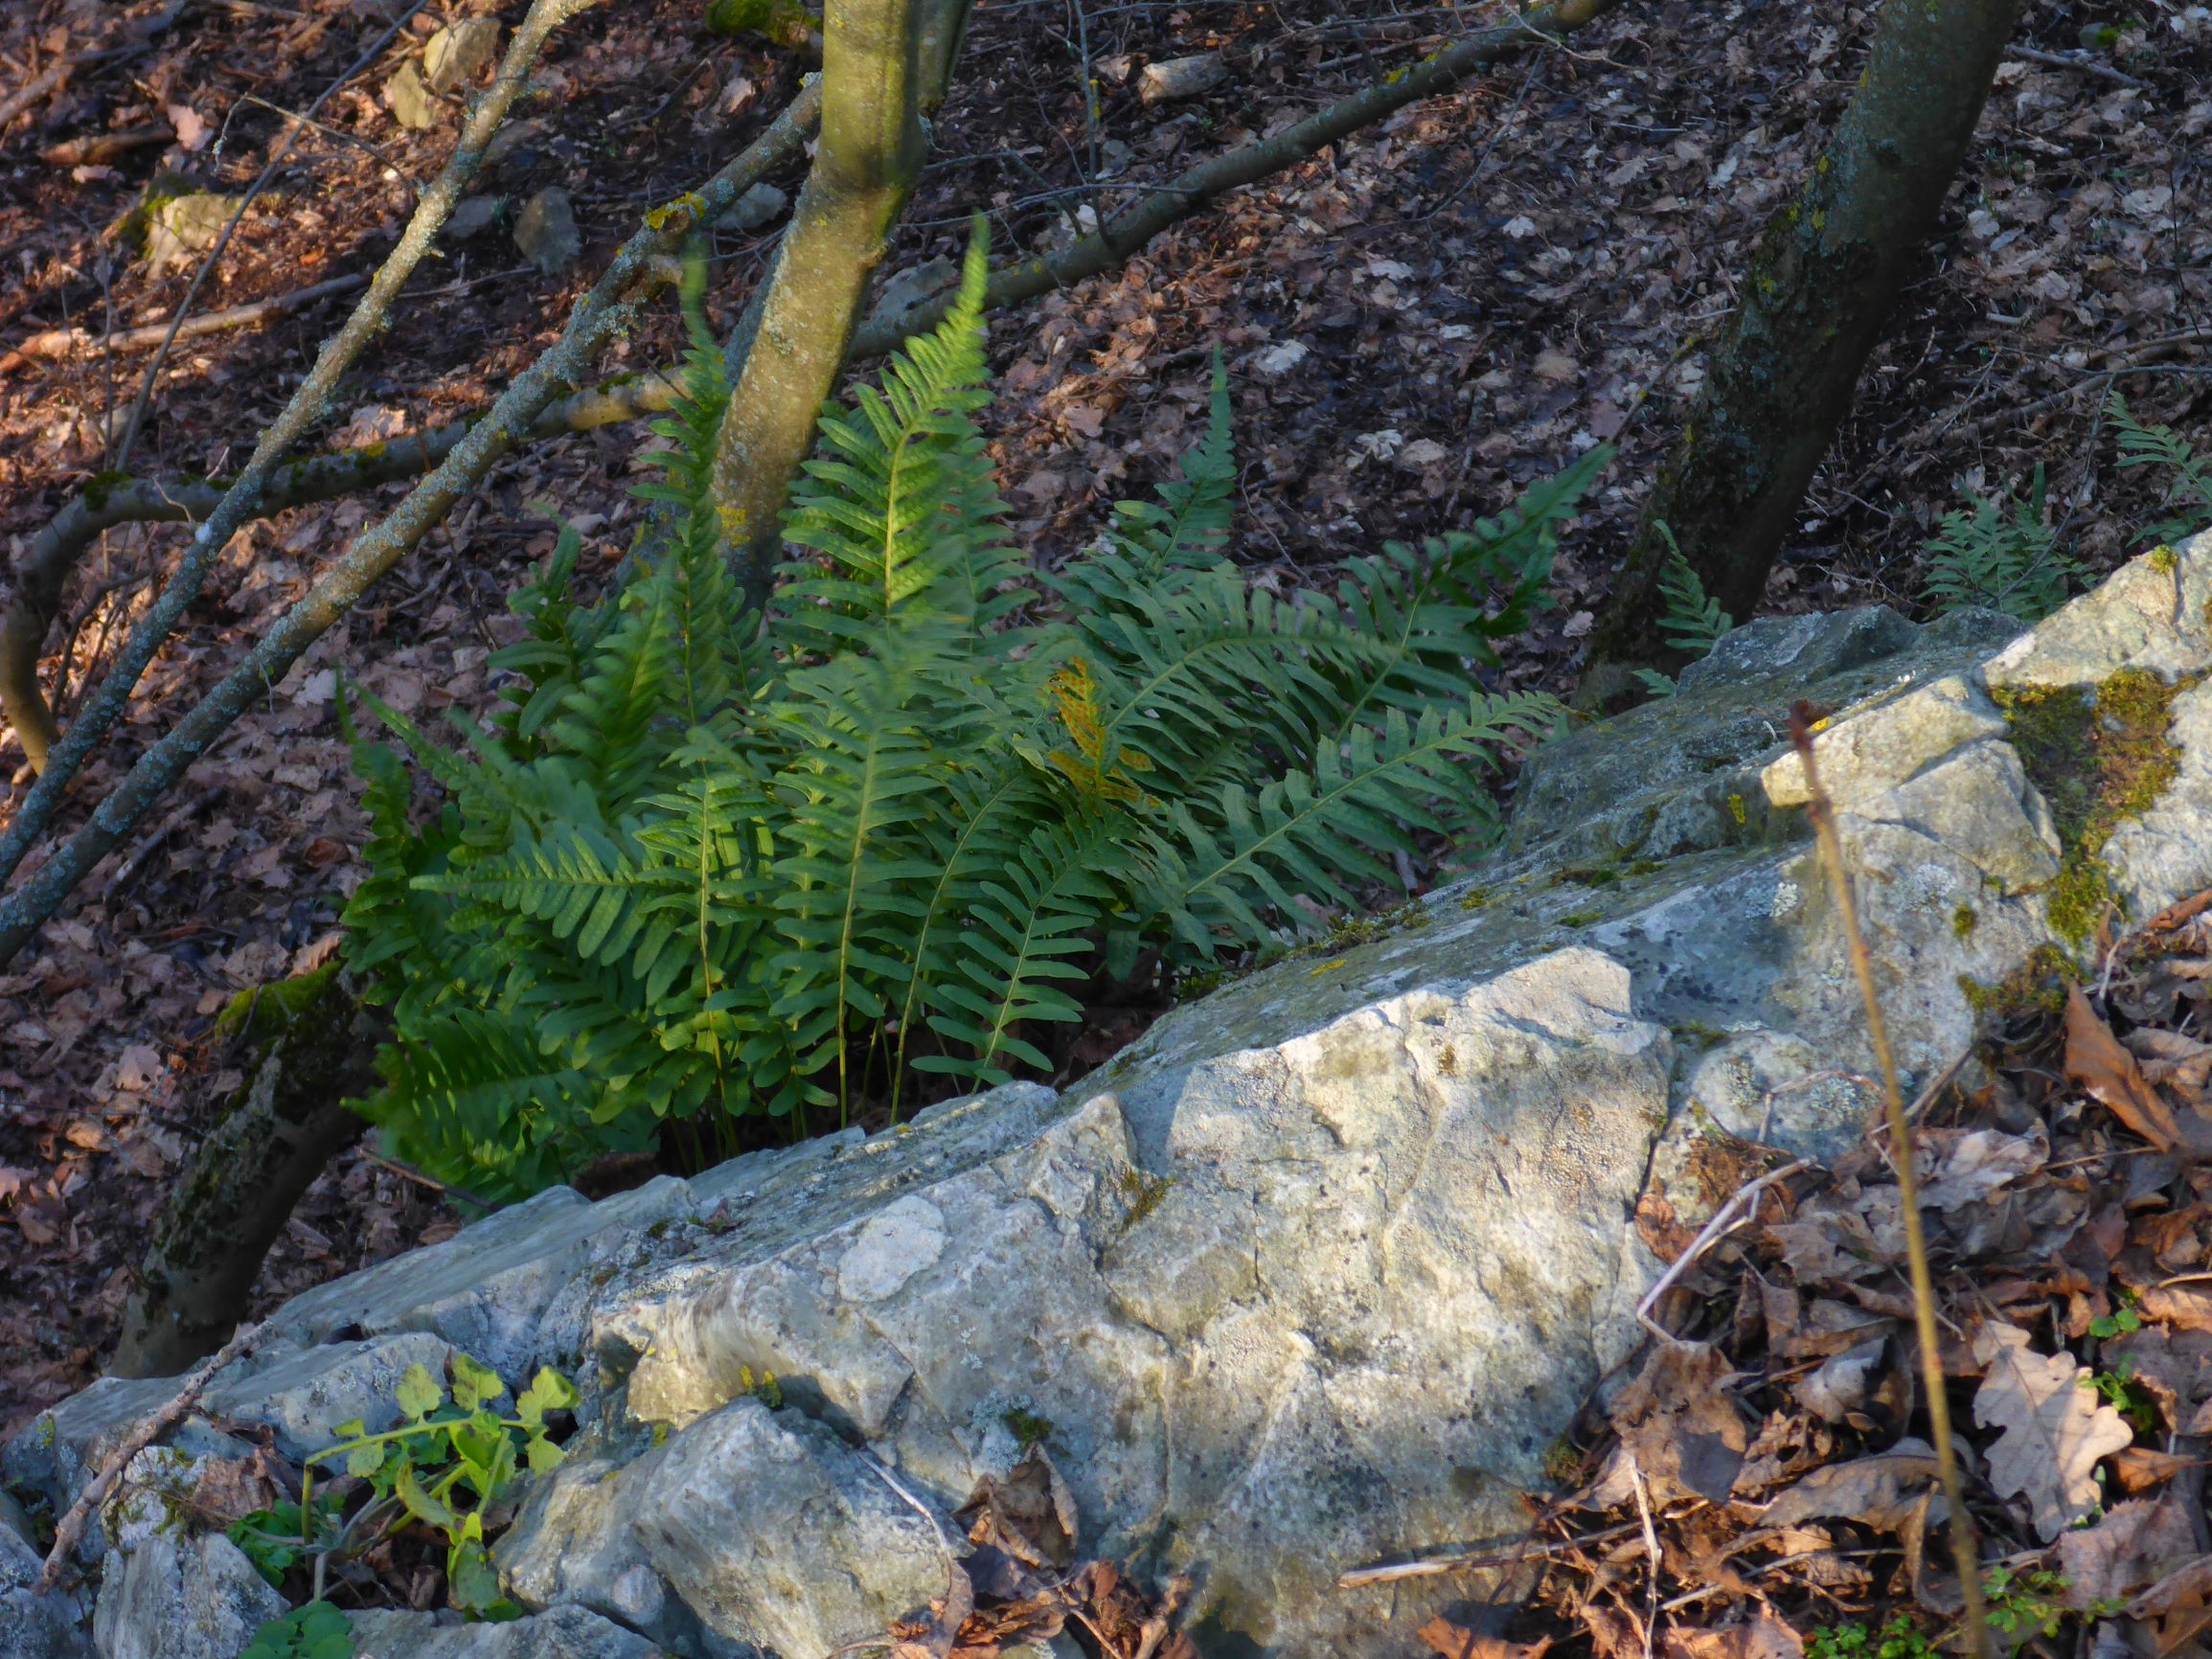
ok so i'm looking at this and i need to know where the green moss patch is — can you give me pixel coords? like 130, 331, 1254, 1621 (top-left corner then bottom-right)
1995, 668, 2196, 944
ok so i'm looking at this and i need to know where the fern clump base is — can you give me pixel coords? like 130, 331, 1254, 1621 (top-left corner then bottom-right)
343, 227, 1605, 1201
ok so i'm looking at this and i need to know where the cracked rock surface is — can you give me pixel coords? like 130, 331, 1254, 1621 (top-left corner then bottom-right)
14, 535, 2212, 1658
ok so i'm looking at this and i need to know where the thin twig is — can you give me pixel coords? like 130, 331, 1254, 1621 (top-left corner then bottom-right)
1630, 1455, 1661, 1659
1635, 1159, 1812, 1344
109, 0, 433, 472
0, 0, 595, 878
0, 82, 822, 969
35, 1318, 265, 1590
1336, 1519, 1647, 1589
2006, 45, 2149, 90
1, 274, 369, 370
1790, 702, 1992, 1659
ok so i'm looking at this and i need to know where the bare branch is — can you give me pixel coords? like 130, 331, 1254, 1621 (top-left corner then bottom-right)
0, 83, 825, 969
2, 371, 683, 769
848, 0, 1626, 355
0, 0, 602, 881
0, 274, 370, 373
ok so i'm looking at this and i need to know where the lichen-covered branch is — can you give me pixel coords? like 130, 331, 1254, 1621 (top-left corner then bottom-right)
2, 370, 683, 770
1578, 0, 2027, 709
848, 0, 1625, 356
709, 0, 945, 600
111, 964, 386, 1378
0, 0, 601, 891
0, 85, 824, 971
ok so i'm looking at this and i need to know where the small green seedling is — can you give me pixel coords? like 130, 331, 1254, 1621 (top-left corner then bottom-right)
308, 1354, 579, 1615
226, 1490, 346, 1587
239, 1601, 353, 1659
2084, 1355, 2156, 1437
1806, 1614, 1940, 1659
2087, 1289, 2142, 1340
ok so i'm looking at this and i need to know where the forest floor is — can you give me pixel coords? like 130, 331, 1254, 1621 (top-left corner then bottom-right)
1, 0, 2211, 1639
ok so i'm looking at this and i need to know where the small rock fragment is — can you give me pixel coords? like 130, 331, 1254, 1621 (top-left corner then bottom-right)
1138, 51, 1225, 104
483, 116, 548, 169
384, 59, 437, 130
443, 193, 504, 241
874, 255, 958, 318
143, 193, 245, 275
1251, 338, 1310, 378
716, 180, 788, 233
423, 16, 500, 94
514, 188, 581, 276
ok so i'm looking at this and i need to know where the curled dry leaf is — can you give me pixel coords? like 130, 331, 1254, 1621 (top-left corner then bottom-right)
1973, 1321, 2136, 1540
2056, 1493, 2200, 1606
1662, 1611, 1806, 1659
1604, 1341, 1750, 1504
1760, 1437, 1945, 1533
1419, 1620, 1554, 1659
2066, 982, 2182, 1149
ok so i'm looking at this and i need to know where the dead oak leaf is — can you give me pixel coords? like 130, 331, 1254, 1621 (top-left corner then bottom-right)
1419, 1620, 1553, 1659
1604, 1341, 1749, 1504
1973, 1321, 2135, 1540
2056, 1493, 2200, 1606
1761, 1437, 1944, 1533
1663, 1612, 1805, 1659
2066, 982, 2181, 1149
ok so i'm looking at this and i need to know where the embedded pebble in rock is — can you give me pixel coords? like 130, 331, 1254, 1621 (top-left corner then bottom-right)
20, 536, 2212, 1657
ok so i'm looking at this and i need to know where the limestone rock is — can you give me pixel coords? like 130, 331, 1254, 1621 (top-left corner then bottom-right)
422, 18, 501, 94
19, 535, 2212, 1658
91, 1533, 284, 1659
715, 180, 787, 233
347, 1605, 665, 1658
444, 194, 505, 241
142, 193, 244, 277
384, 60, 437, 131
0, 1491, 88, 1659
514, 188, 581, 276
1137, 52, 1226, 104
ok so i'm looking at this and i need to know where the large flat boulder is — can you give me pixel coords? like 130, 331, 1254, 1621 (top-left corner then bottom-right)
16, 536, 2212, 1658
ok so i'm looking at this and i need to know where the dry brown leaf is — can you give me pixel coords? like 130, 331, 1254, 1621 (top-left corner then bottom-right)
1419, 1618, 1554, 1659
1760, 1438, 1943, 1533
1662, 1612, 1805, 1659
1607, 1341, 1750, 1504
2067, 982, 2182, 1148
2111, 1447, 2205, 1494
2057, 1494, 2201, 1606
1973, 1321, 2137, 1540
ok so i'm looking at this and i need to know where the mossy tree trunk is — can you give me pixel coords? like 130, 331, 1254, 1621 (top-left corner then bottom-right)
711, 0, 967, 602
1578, 0, 2025, 710
111, 966, 387, 1378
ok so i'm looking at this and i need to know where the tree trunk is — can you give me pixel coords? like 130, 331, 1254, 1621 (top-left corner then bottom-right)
111, 965, 387, 1378
1577, 0, 2025, 710
710, 0, 950, 602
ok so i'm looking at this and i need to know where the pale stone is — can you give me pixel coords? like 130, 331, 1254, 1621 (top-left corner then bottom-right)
347, 1605, 664, 1657
91, 1534, 282, 1659
422, 17, 500, 94
0, 1490, 87, 1659
714, 180, 787, 232
384, 60, 437, 130
514, 188, 580, 275
1137, 52, 1226, 104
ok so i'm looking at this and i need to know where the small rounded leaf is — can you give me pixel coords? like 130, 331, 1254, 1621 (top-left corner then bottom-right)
395, 1363, 444, 1421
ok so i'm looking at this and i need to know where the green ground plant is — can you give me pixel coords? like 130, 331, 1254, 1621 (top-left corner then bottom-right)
342, 227, 1606, 1197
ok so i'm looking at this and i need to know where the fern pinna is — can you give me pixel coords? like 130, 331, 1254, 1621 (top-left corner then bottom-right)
343, 228, 1607, 1198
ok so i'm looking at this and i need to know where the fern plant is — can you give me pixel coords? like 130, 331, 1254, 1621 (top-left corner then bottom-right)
1631, 525, 1733, 699
2109, 392, 2212, 546
342, 226, 1607, 1198
1919, 464, 2075, 622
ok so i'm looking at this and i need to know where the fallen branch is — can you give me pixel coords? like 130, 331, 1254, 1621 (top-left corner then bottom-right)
0, 273, 369, 373
848, 0, 1625, 355
0, 0, 594, 876
34, 1316, 266, 1591
2007, 44, 2149, 89
0, 83, 824, 970
1, 370, 682, 768
1632, 1157, 1812, 1345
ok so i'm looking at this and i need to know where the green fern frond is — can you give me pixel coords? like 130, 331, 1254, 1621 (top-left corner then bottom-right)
1652, 525, 1733, 656
1141, 692, 1562, 956
1919, 466, 2074, 623
2109, 392, 2212, 546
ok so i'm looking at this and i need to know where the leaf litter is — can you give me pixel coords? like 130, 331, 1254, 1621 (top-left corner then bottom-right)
1459, 903, 2212, 1659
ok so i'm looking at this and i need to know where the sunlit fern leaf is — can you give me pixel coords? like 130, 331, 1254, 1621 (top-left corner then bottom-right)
1140, 693, 1562, 955
1919, 466, 2074, 624
922, 815, 1130, 1080
765, 649, 955, 1108
778, 224, 1007, 655
2109, 391, 2212, 547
